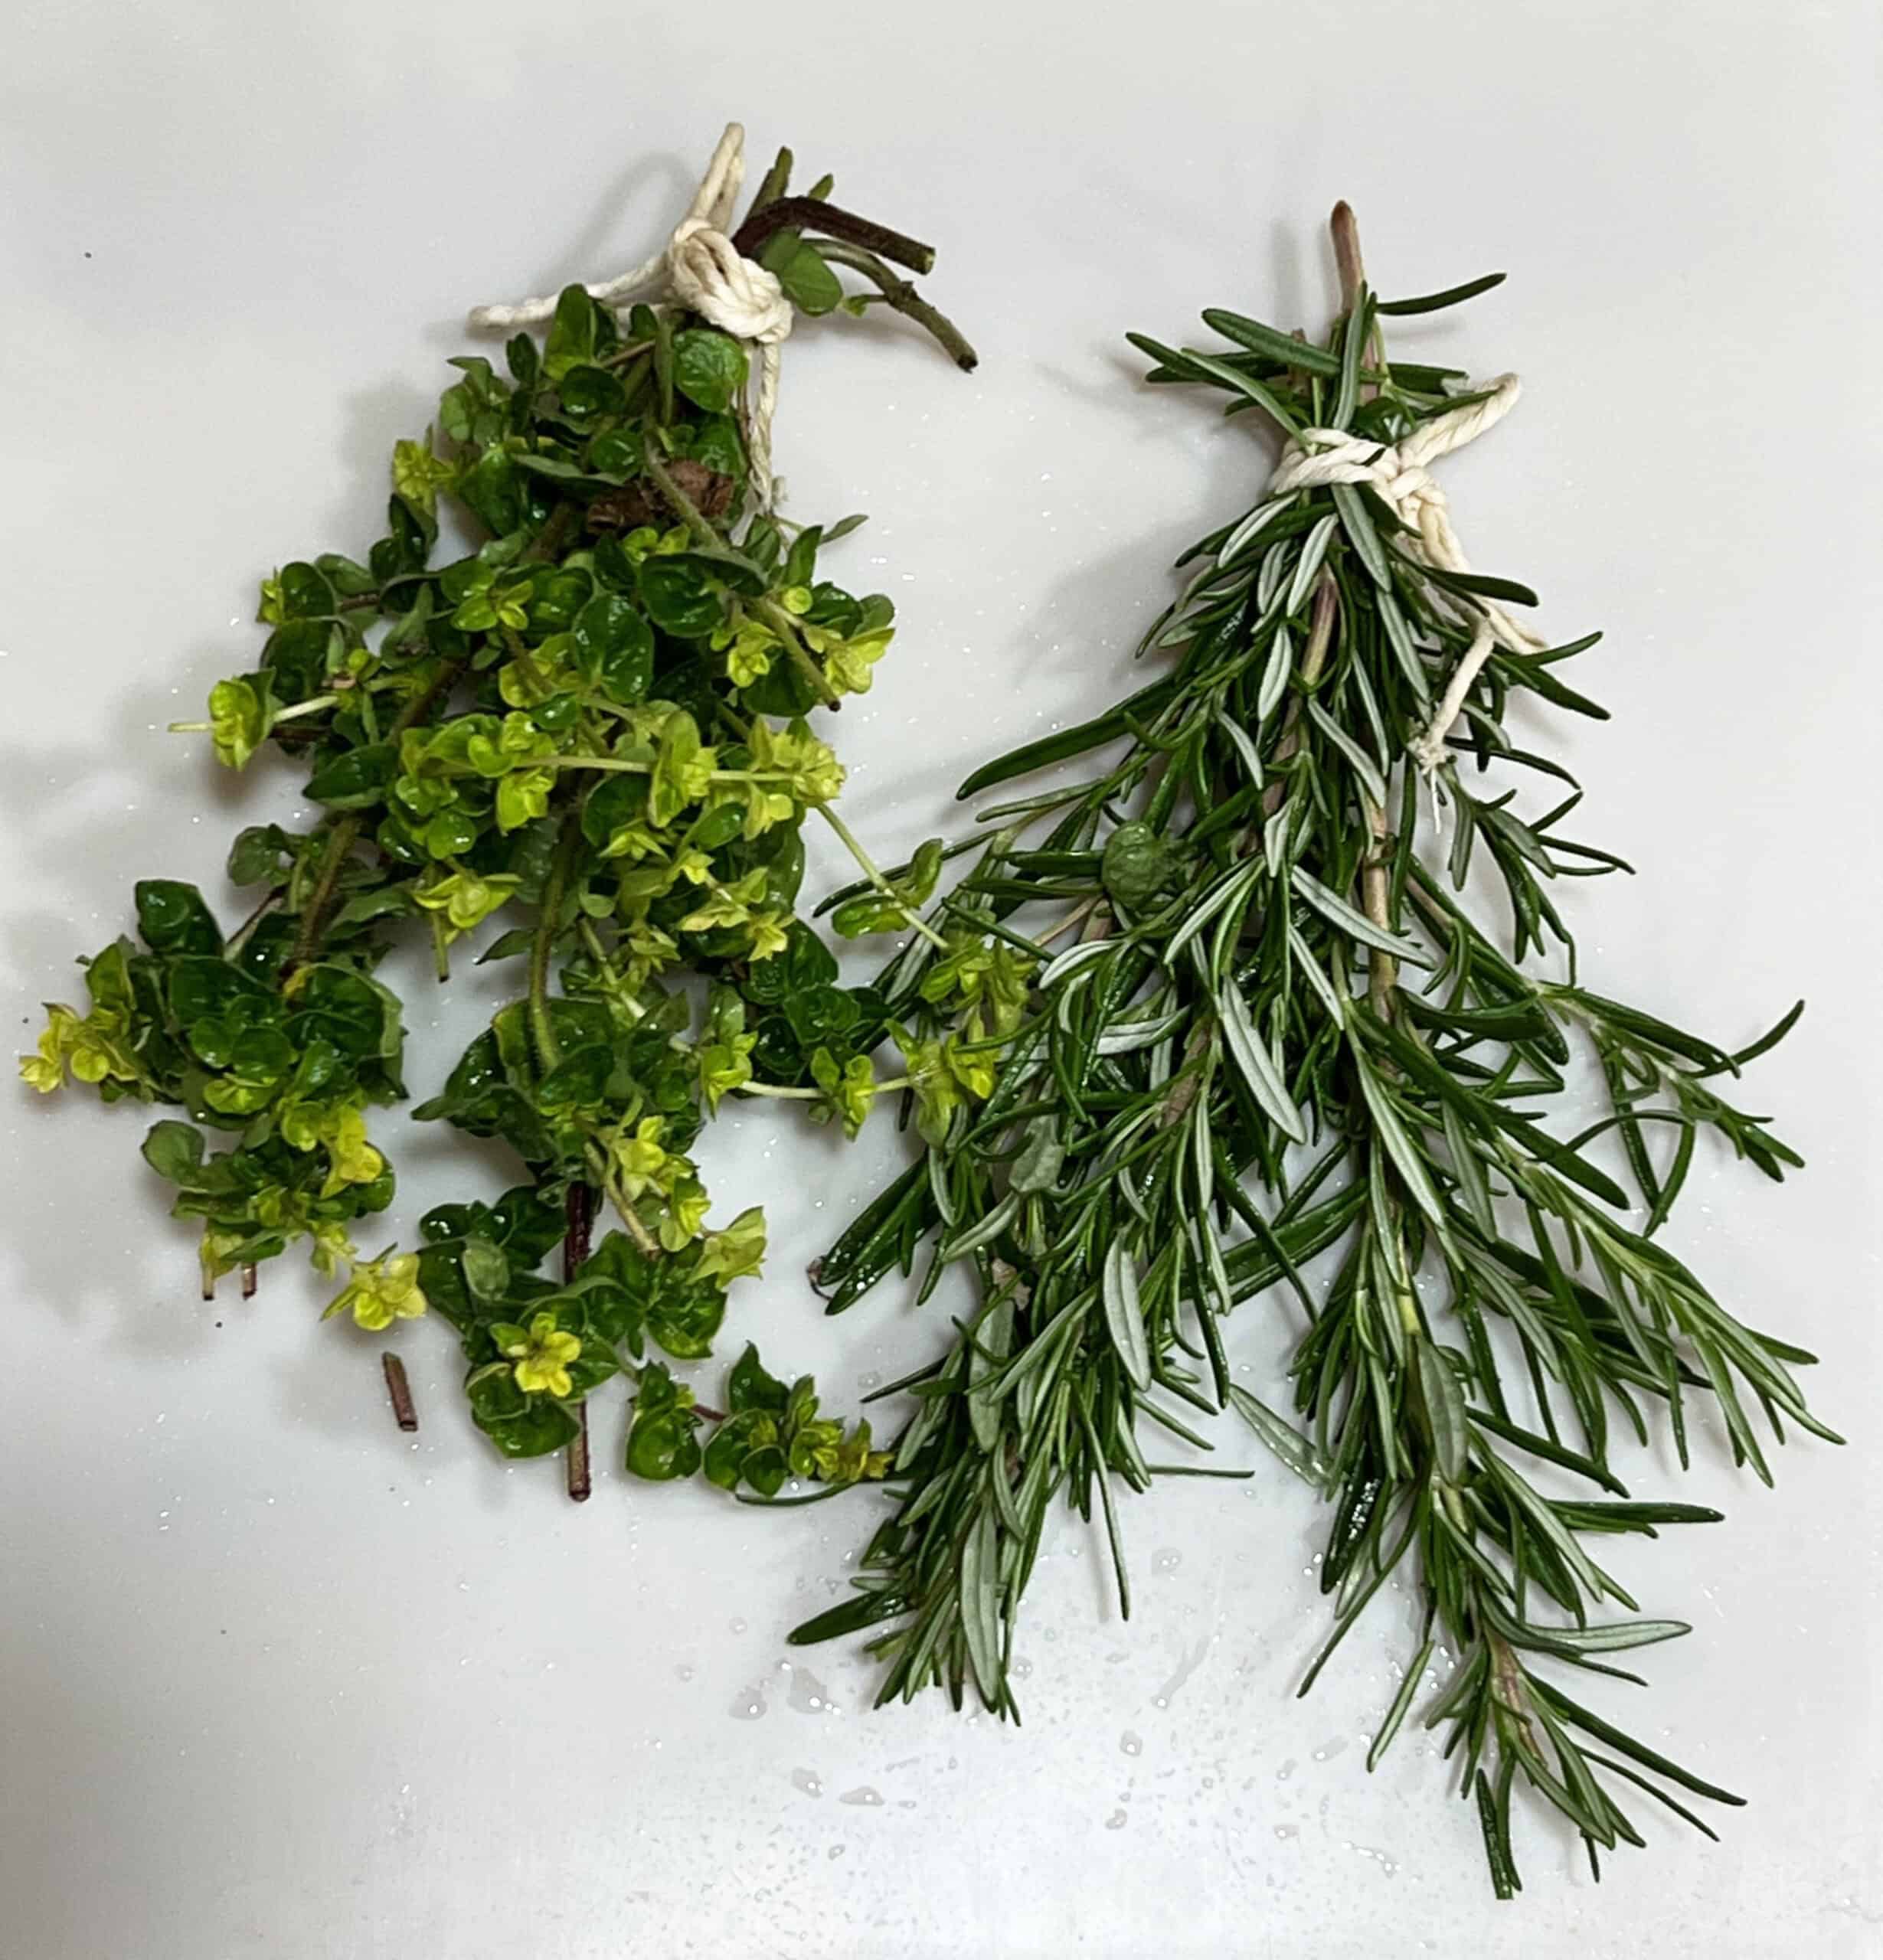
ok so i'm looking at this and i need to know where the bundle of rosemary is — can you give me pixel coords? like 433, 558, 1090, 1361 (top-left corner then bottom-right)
21, 129, 970, 1502
794, 207, 1829, 1892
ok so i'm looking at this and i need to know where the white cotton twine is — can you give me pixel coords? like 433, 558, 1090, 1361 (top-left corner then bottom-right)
1268, 375, 1545, 772
469, 122, 793, 508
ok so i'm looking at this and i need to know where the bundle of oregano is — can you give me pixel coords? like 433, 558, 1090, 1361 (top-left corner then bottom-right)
21, 129, 971, 1503
793, 207, 1829, 1893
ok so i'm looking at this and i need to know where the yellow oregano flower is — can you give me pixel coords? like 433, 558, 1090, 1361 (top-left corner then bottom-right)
323, 1251, 428, 1332
317, 1104, 385, 1197
610, 1116, 670, 1198
744, 911, 792, 962
19, 1003, 138, 1094
497, 1312, 584, 1398
694, 1206, 767, 1285
678, 868, 767, 936
659, 1178, 712, 1250
18, 1008, 77, 1093
823, 628, 894, 697
720, 618, 776, 687
309, 1223, 358, 1279
698, 1031, 757, 1111
414, 866, 521, 936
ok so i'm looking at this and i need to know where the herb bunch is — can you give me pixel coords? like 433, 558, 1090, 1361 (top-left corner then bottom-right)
793, 207, 1828, 1891
21, 139, 969, 1498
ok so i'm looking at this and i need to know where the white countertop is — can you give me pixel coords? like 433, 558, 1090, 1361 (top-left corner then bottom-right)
2, 2, 1879, 1953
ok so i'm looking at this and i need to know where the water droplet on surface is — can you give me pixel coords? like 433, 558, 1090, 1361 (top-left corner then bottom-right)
1105, 1808, 1128, 1831
1152, 1636, 1211, 1710
1347, 1842, 1399, 1877
828, 1844, 846, 1860
1013, 1656, 1033, 1680
675, 1664, 695, 1682
1313, 1736, 1349, 1762
1120, 1731, 1143, 1757
729, 1618, 747, 1635
785, 1664, 837, 1715
1152, 1548, 1183, 1576
839, 1785, 882, 1807
728, 1685, 768, 1720
791, 1768, 824, 1798
1273, 1824, 1299, 1841
1276, 1758, 1296, 1781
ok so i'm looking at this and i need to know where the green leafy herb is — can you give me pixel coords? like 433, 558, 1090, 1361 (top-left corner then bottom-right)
23, 136, 973, 1501
792, 204, 1826, 1895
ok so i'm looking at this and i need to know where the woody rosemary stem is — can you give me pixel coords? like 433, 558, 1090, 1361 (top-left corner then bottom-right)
1331, 203, 1399, 1017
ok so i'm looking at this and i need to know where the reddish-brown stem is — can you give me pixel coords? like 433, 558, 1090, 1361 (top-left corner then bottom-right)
566, 1402, 593, 1503
382, 1352, 418, 1432
1332, 201, 1366, 315
564, 1181, 595, 1501
730, 197, 935, 274
564, 1181, 594, 1275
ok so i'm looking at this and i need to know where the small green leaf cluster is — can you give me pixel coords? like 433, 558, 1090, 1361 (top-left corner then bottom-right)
28, 880, 404, 1288
410, 1191, 764, 1461
627, 1342, 890, 1494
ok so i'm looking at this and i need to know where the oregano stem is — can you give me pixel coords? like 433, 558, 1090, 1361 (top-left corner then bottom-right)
564, 1180, 595, 1502
812, 240, 980, 373
731, 196, 937, 275
812, 802, 950, 950
286, 658, 463, 971
528, 812, 582, 1075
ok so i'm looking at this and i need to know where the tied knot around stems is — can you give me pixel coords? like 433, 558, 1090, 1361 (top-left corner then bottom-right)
1268, 373, 1548, 773
469, 122, 794, 506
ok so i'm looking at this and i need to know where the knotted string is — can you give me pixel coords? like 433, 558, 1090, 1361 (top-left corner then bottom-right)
1269, 375, 1544, 771
470, 123, 793, 508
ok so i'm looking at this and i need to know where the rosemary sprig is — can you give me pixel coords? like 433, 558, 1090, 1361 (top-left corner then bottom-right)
795, 206, 1831, 1893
